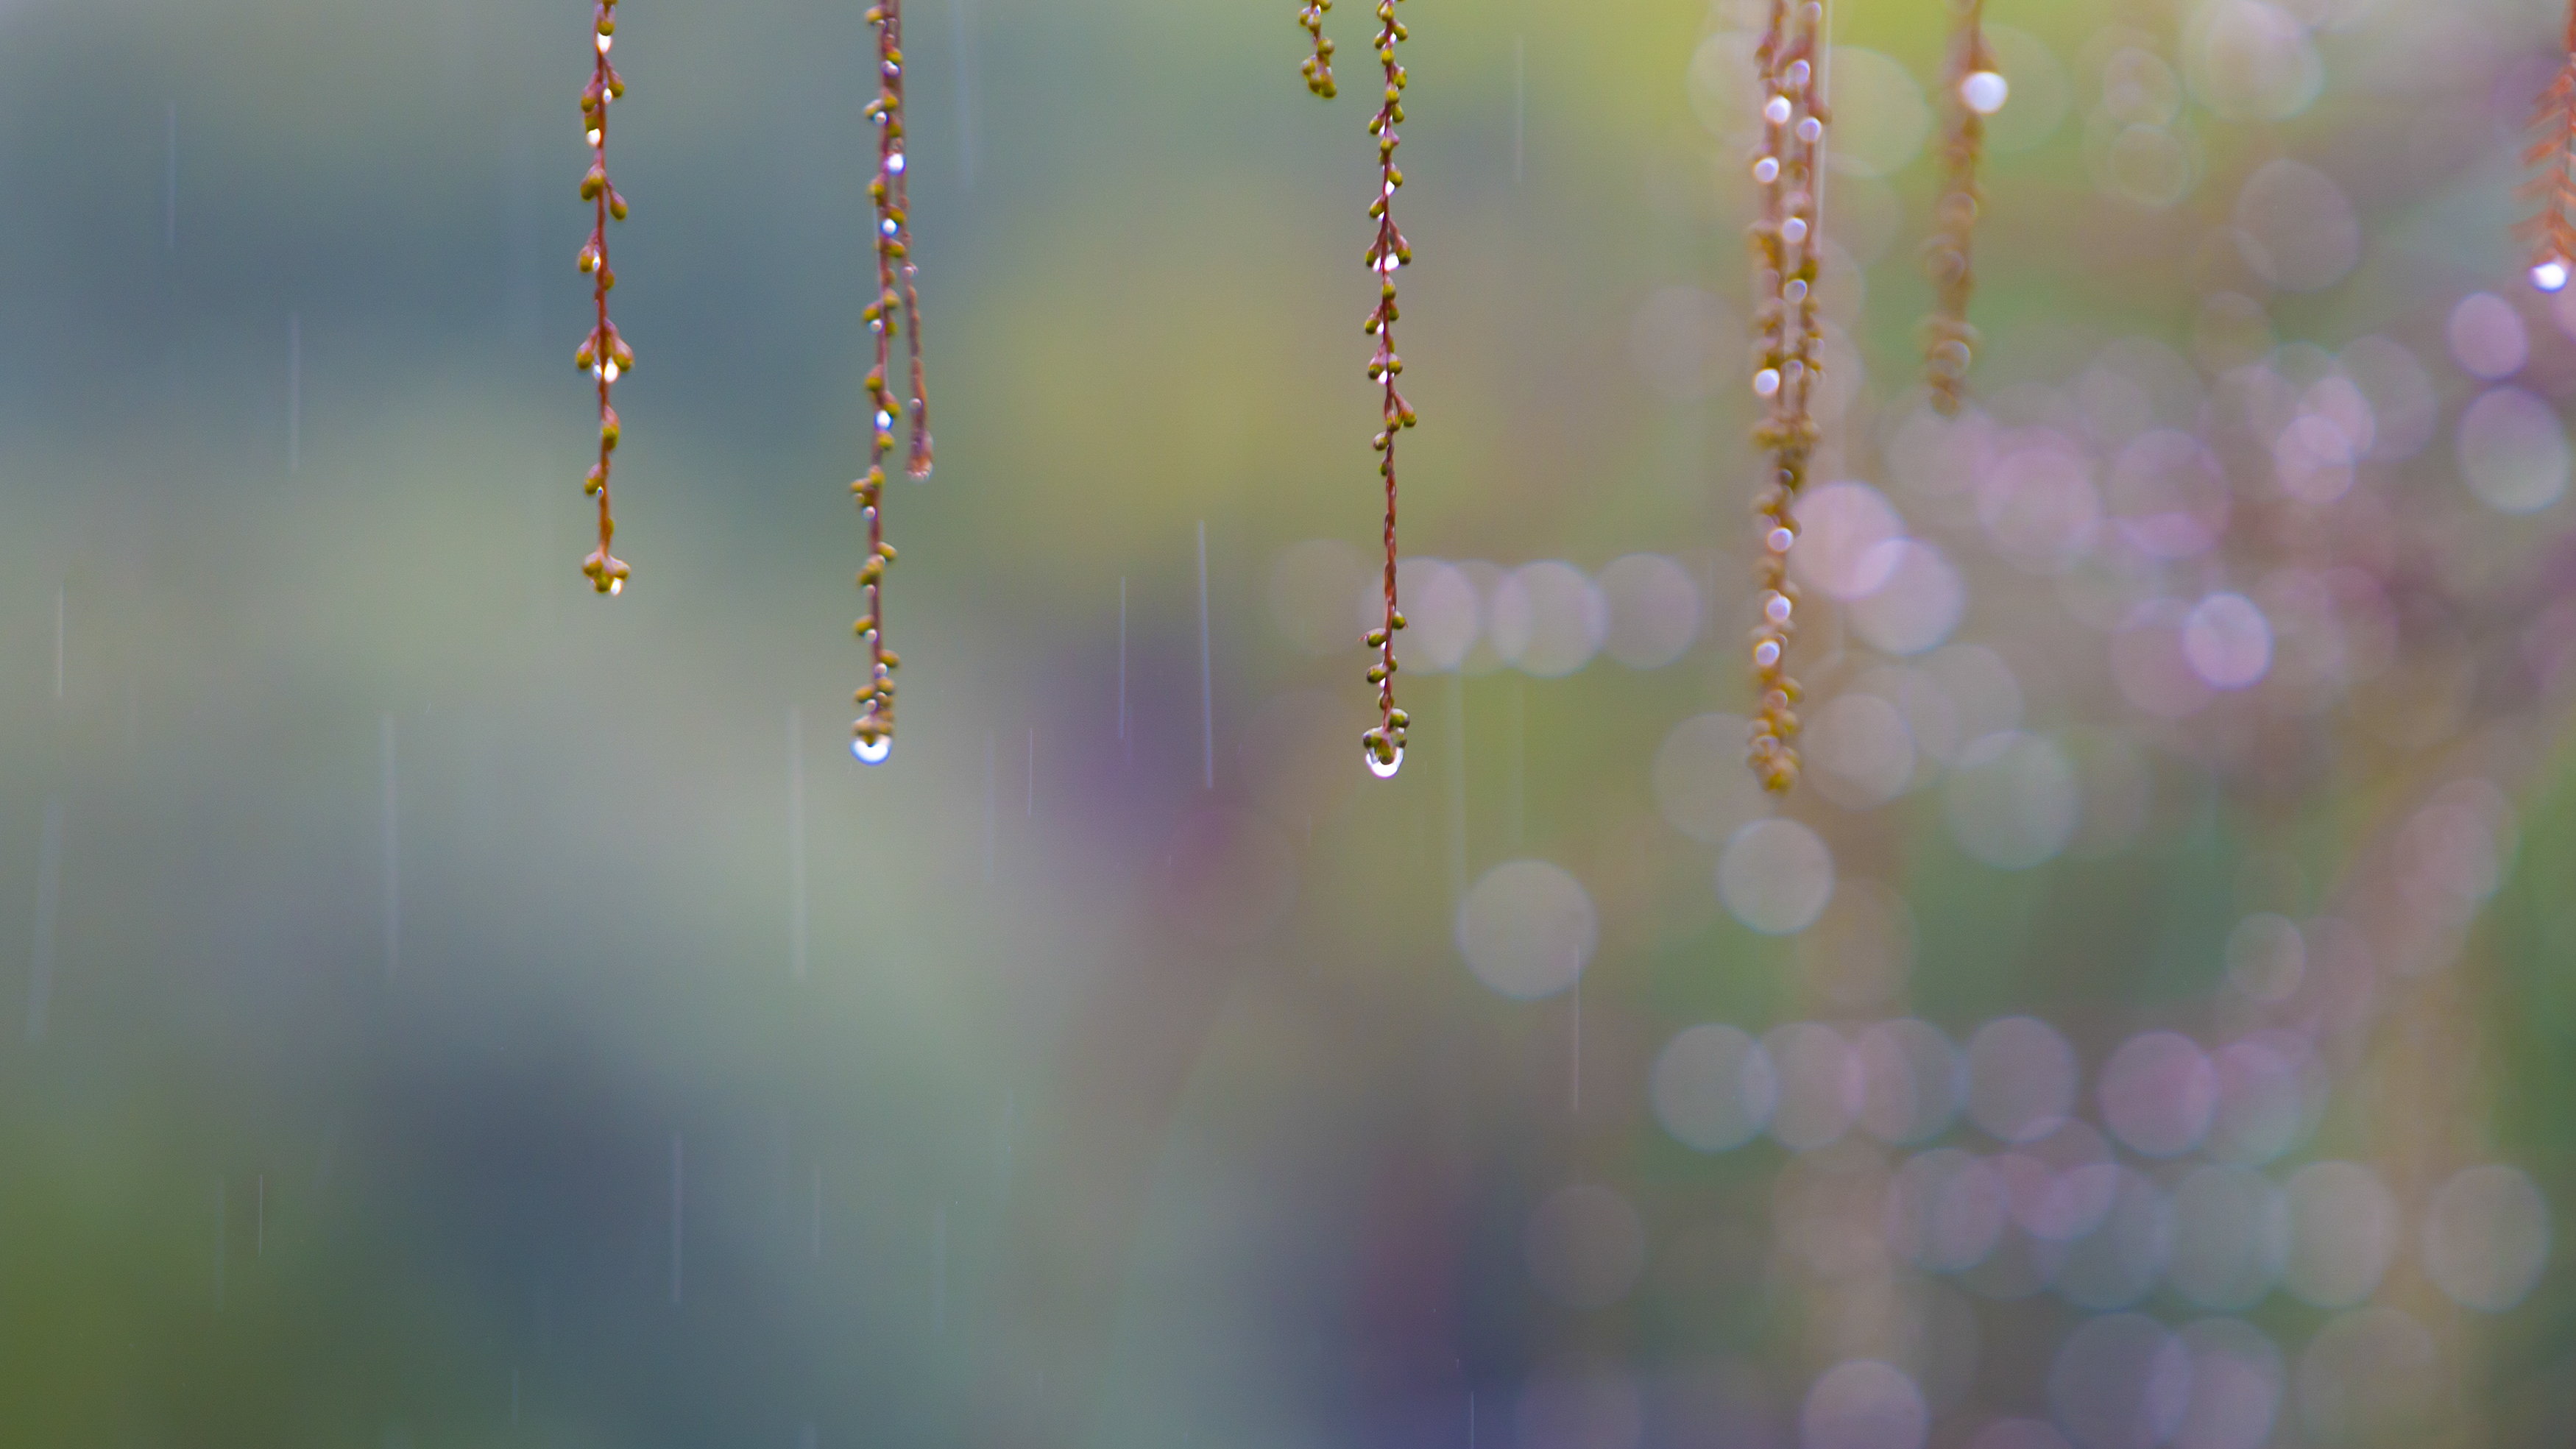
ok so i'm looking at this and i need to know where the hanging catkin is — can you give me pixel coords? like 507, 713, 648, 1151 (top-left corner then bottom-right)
851, 1, 935, 765
1744, 0, 1827, 793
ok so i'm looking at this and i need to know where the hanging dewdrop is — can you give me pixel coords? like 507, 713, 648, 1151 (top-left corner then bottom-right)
1922, 0, 2001, 414
852, 0, 935, 766
576, 0, 633, 596
1298, 0, 1416, 779
2519, 0, 2576, 294
1744, 0, 1827, 793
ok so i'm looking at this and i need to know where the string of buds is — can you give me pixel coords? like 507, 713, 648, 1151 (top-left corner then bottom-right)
1298, 0, 1337, 96
1922, 0, 2003, 414
1744, 0, 1827, 793
2519, 0, 2576, 294
851, 0, 935, 766
576, 0, 632, 596
1356, 0, 1415, 779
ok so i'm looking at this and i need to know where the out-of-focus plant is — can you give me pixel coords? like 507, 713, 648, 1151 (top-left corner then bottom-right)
1743, 0, 1827, 793
1921, 0, 2002, 414
2522, 0, 2576, 294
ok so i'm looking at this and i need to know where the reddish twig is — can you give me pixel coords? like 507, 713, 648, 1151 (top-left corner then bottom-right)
1303, 0, 1413, 776
852, 0, 934, 763
576, 0, 632, 596
1356, 0, 1415, 778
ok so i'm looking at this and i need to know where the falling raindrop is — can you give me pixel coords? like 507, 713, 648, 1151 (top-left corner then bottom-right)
669, 1134, 684, 1306
788, 709, 809, 978
1199, 521, 1215, 791
381, 717, 399, 982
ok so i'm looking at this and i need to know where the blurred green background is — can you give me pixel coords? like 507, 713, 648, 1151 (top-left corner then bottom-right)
1, 0, 2574, 1444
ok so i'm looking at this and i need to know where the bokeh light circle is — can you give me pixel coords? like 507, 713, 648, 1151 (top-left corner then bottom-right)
2223, 914, 2304, 1004
1654, 714, 1773, 844
1802, 1359, 1929, 1449
2282, 1161, 2399, 1309
2166, 1166, 2290, 1311
1849, 539, 1967, 656
1857, 1019, 1962, 1144
1457, 860, 1596, 999
2232, 159, 2354, 291
1764, 1022, 1863, 1152
1945, 732, 2080, 870
2098, 1032, 2218, 1158
2190, 4, 2324, 124
1967, 1017, 2078, 1144
1598, 553, 1702, 669
2295, 1308, 2441, 1448
2207, 1033, 2325, 1166
2458, 386, 2569, 514
2054, 1170, 2176, 1310
1719, 818, 1836, 935
1490, 561, 1610, 677
2173, 1318, 2284, 1449
2446, 293, 2528, 380
2182, 594, 2272, 690
1979, 445, 2102, 575
1650, 1024, 1778, 1152
2047, 1313, 2192, 1449
1808, 692, 1917, 812
1888, 1147, 2009, 1272
1364, 558, 1482, 671
1819, 47, 1930, 178
2421, 1163, 2550, 1312
1794, 482, 1908, 600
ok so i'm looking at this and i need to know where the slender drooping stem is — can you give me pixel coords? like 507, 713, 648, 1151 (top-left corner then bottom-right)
1356, 0, 1415, 776
1744, 0, 1827, 793
2519, 1, 2576, 291
1302, 0, 1412, 775
852, 1, 933, 762
576, 0, 632, 596
1922, 0, 1997, 414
